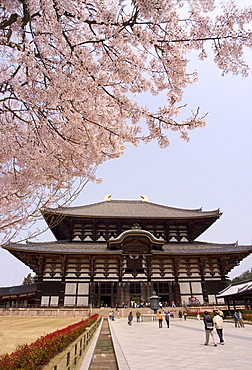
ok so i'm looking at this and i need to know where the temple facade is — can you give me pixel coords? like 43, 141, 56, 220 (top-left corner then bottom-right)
4, 197, 252, 308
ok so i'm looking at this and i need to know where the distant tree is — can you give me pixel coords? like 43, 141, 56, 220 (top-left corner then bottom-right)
1, 1, 252, 243
231, 268, 252, 284
22, 273, 35, 285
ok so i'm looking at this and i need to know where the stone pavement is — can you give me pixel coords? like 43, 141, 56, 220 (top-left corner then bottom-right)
106, 317, 252, 370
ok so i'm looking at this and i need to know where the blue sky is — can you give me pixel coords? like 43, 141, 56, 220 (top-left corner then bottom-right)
1, 13, 252, 286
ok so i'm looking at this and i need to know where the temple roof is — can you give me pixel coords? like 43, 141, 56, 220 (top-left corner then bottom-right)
42, 200, 221, 219
0, 283, 37, 297
41, 200, 222, 241
217, 280, 252, 298
5, 241, 252, 256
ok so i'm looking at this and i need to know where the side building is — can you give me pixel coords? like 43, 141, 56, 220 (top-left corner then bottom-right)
3, 198, 252, 308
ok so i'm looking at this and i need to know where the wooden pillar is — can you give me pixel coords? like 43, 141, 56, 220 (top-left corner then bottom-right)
146, 281, 152, 303
89, 282, 95, 306
226, 297, 231, 316
124, 282, 130, 305
117, 256, 124, 306
35, 255, 44, 307
59, 255, 67, 307
141, 282, 147, 303
172, 257, 181, 305
117, 282, 124, 306
168, 282, 173, 304
199, 257, 208, 303
111, 282, 115, 307
142, 254, 152, 303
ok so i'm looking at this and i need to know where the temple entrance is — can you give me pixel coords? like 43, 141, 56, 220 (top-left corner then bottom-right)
153, 282, 171, 305
100, 296, 111, 307
159, 295, 169, 306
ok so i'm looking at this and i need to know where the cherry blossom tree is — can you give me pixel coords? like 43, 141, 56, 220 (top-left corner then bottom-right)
1, 0, 252, 243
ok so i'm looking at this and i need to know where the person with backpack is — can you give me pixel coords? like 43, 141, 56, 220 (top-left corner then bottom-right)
203, 311, 217, 347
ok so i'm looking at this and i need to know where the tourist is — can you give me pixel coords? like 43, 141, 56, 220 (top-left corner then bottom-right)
237, 310, 245, 327
213, 311, 225, 345
203, 311, 217, 347
196, 311, 200, 320
233, 311, 240, 327
183, 311, 187, 320
111, 311, 115, 321
157, 311, 163, 328
136, 311, 141, 322
178, 310, 183, 320
165, 311, 170, 328
128, 311, 133, 325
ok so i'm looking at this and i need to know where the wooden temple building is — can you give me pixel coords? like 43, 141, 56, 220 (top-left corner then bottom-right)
3, 197, 252, 308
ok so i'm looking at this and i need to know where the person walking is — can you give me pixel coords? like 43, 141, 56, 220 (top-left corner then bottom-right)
213, 311, 225, 345
233, 311, 240, 327
136, 310, 141, 322
203, 311, 217, 347
183, 311, 187, 321
165, 311, 170, 328
237, 310, 245, 327
128, 311, 133, 325
178, 310, 183, 320
157, 311, 163, 328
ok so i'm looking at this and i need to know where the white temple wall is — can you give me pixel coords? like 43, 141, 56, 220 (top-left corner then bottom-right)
208, 294, 217, 304
179, 282, 191, 294
50, 296, 59, 306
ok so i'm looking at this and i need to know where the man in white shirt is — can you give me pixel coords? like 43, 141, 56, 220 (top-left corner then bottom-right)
213, 311, 225, 345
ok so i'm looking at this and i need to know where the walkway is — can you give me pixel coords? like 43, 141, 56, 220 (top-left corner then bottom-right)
81, 317, 252, 370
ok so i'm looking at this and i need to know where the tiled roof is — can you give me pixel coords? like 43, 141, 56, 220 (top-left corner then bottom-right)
5, 241, 252, 255
161, 242, 252, 255
42, 200, 221, 219
217, 280, 252, 297
0, 283, 37, 296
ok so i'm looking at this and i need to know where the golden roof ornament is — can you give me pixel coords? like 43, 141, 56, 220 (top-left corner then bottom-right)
141, 195, 148, 202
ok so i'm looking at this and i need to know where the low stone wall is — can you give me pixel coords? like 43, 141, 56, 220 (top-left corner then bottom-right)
0, 307, 90, 317
0, 305, 235, 318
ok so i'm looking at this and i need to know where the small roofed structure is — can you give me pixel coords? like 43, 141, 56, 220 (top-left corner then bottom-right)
217, 280, 252, 311
0, 284, 37, 308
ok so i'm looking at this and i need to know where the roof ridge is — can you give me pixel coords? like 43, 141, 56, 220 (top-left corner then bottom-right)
42, 199, 221, 215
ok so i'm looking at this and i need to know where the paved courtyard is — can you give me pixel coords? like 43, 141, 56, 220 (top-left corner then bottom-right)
105, 317, 252, 370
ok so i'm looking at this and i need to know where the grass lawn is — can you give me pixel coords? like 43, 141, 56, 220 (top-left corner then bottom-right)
0, 317, 82, 356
